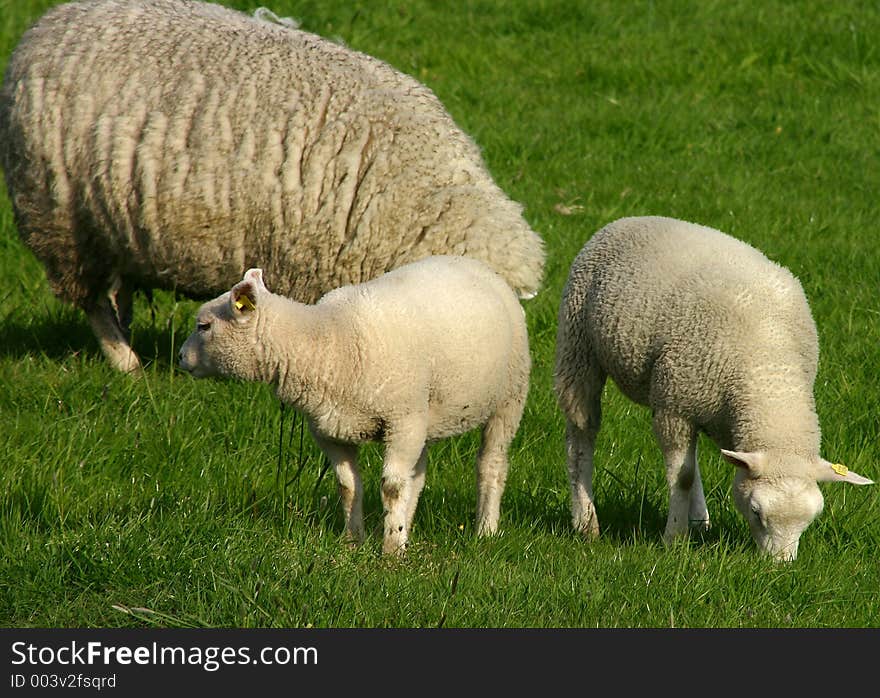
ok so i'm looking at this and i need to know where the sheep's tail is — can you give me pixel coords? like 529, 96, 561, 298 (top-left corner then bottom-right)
453, 190, 546, 300
493, 219, 546, 301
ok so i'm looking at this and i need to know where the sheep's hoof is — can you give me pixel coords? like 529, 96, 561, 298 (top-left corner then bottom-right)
107, 349, 142, 374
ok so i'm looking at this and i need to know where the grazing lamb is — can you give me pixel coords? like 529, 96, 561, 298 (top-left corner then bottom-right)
0, 0, 544, 373
554, 215, 872, 561
178, 256, 531, 555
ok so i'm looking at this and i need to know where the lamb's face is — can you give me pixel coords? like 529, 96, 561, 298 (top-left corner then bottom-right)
179, 269, 266, 380
724, 448, 872, 561
732, 467, 824, 562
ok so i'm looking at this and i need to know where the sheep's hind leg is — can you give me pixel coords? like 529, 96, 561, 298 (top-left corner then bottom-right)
653, 411, 700, 543
405, 447, 428, 534
381, 418, 427, 556
558, 361, 606, 539
86, 289, 141, 373
475, 401, 523, 537
565, 420, 601, 539
311, 428, 364, 544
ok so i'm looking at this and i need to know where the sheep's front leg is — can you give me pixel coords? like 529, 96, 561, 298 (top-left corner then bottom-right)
652, 411, 700, 543
381, 419, 427, 556
110, 281, 135, 343
310, 428, 364, 544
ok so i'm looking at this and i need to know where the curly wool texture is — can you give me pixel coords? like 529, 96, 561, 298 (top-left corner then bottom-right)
555, 215, 821, 459
0, 0, 544, 310
179, 255, 531, 554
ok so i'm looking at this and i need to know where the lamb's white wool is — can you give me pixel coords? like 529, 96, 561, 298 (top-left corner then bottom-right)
0, 0, 544, 373
179, 256, 531, 555
554, 216, 872, 561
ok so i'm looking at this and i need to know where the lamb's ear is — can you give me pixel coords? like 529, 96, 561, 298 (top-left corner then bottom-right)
230, 268, 268, 316
721, 449, 768, 476
816, 460, 874, 485
242, 268, 269, 293
230, 280, 259, 317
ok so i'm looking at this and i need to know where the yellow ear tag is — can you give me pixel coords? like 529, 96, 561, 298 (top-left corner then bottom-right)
831, 463, 849, 477
234, 295, 256, 312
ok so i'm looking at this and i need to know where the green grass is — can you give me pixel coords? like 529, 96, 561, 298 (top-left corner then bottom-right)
1, 0, 878, 628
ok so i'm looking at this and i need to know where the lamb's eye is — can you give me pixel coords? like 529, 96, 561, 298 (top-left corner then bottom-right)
197, 321, 211, 332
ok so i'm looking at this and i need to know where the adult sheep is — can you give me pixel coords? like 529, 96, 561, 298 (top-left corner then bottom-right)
0, 0, 544, 372
179, 257, 531, 555
554, 215, 872, 561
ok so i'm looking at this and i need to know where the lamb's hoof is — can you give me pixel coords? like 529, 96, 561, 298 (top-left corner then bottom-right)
573, 516, 600, 540
688, 518, 711, 534
343, 535, 364, 550
662, 529, 689, 546
476, 522, 499, 538
382, 538, 407, 557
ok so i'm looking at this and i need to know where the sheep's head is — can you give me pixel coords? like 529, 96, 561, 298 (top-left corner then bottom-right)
724, 449, 872, 561
179, 268, 268, 381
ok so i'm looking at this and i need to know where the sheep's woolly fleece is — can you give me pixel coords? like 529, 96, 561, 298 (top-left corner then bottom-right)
0, 0, 544, 372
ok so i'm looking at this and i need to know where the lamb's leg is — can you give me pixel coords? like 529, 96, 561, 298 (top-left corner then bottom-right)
405, 447, 428, 533
86, 292, 141, 373
558, 361, 606, 539
565, 420, 600, 538
688, 454, 710, 533
653, 411, 699, 543
310, 428, 364, 544
381, 419, 427, 556
475, 399, 523, 536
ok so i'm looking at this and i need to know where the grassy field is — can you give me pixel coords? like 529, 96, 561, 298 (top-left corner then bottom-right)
1, 0, 878, 628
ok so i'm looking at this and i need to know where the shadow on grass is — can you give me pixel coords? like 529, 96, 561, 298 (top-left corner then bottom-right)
0, 315, 96, 362
506, 478, 727, 550
263, 446, 728, 552
605, 502, 723, 550
0, 314, 191, 370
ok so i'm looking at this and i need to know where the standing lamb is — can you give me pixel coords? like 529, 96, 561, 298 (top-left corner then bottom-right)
178, 256, 531, 555
554, 215, 872, 561
0, 0, 544, 373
